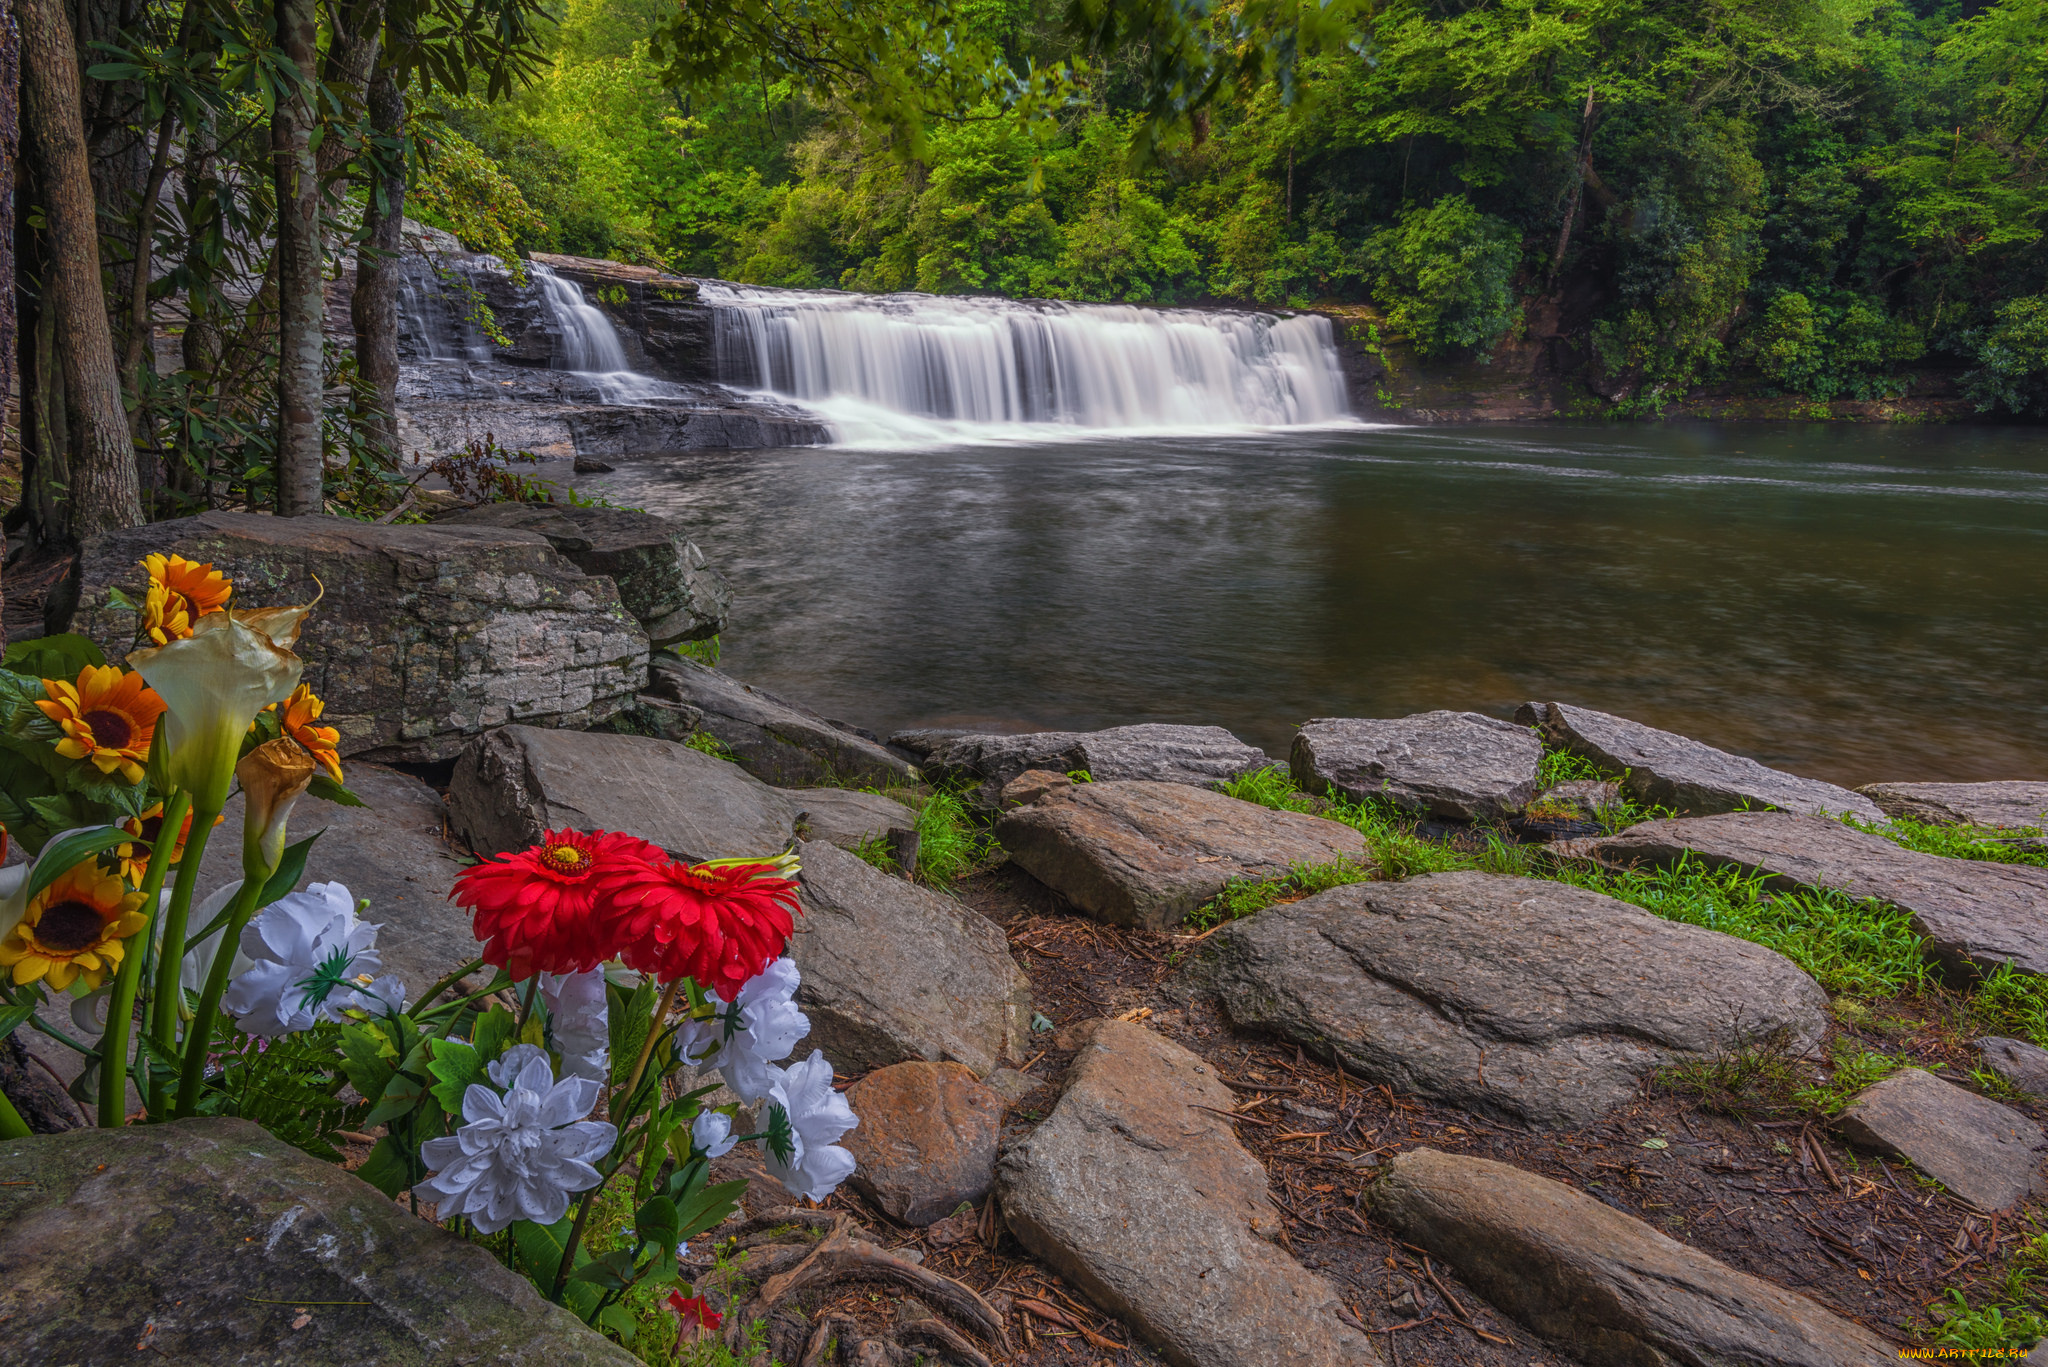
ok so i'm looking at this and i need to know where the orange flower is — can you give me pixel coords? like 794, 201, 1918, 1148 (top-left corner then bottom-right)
36, 665, 167, 784
0, 860, 149, 991
277, 684, 342, 783
139, 553, 232, 646
117, 802, 213, 885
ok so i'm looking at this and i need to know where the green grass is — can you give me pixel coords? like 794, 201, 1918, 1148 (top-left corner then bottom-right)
683, 730, 737, 761
846, 788, 998, 889
1970, 964, 2048, 1050
1213, 769, 1482, 879
1535, 744, 1608, 787
1925, 1287, 2046, 1350
1789, 1039, 1910, 1114
1654, 1039, 1802, 1118
669, 636, 722, 668
1188, 858, 1375, 930
1859, 813, 2048, 869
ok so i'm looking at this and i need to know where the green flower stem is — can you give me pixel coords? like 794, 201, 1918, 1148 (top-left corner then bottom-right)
98, 789, 191, 1128
412, 958, 486, 1015
145, 798, 224, 1113
172, 845, 276, 1119
0, 1084, 30, 1140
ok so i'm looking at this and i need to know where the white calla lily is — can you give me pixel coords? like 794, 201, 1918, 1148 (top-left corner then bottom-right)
129, 608, 306, 811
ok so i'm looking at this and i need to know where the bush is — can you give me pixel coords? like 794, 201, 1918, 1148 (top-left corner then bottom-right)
1366, 195, 1523, 359
1966, 295, 2048, 417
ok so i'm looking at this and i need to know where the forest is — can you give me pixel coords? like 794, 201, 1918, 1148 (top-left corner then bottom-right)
3, 0, 2047, 558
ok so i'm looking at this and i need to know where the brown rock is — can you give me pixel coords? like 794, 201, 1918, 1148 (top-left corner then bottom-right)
780, 787, 916, 850
996, 780, 1367, 929
1978, 1036, 2048, 1099
1369, 1147, 1894, 1366
999, 768, 1073, 808
1859, 781, 2048, 830
843, 1062, 1005, 1225
1833, 1067, 2046, 1211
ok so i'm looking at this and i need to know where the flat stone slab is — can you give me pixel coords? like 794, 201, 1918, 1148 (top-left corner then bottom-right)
0, 1118, 636, 1366
1291, 711, 1542, 819
199, 764, 475, 998
648, 657, 915, 788
1517, 700, 1884, 823
921, 724, 1273, 809
71, 511, 648, 763
995, 781, 1368, 930
1978, 1037, 2048, 1098
1369, 1147, 1895, 1365
788, 839, 1031, 1077
1211, 871, 1830, 1128
843, 1061, 1004, 1225
996, 1020, 1379, 1367
449, 724, 796, 861
1834, 1067, 2047, 1211
780, 787, 916, 850
1552, 812, 2048, 979
1860, 781, 2048, 830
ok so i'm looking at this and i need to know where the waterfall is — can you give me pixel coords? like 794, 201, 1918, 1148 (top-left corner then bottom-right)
536, 264, 630, 373
698, 282, 1352, 441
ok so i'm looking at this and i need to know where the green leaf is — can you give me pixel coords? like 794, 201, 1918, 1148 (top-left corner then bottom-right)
308, 773, 365, 807
427, 1037, 485, 1113
634, 1194, 681, 1248
0, 982, 45, 1041
596, 1304, 638, 1342
24, 826, 132, 903
2, 632, 106, 679
355, 1136, 412, 1197
471, 1005, 515, 1064
608, 979, 656, 1087
339, 1022, 398, 1102
104, 585, 138, 611
568, 1247, 638, 1290
673, 1179, 746, 1240
363, 1069, 428, 1126
255, 831, 322, 906
511, 1217, 602, 1318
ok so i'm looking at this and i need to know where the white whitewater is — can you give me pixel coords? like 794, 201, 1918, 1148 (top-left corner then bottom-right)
697, 281, 1352, 443
536, 264, 630, 373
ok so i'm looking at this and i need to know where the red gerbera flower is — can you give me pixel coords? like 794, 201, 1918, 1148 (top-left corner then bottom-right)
667, 1291, 722, 1331
451, 827, 666, 979
598, 859, 800, 997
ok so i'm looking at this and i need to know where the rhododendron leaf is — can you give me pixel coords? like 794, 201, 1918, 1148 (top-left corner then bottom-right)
355, 1136, 412, 1198
634, 1195, 681, 1248
570, 1249, 639, 1290
307, 773, 363, 808
363, 1069, 428, 1126
428, 1038, 485, 1114
663, 1156, 708, 1205
597, 1304, 638, 1342
471, 1005, 515, 1064
511, 1217, 602, 1318
674, 1180, 747, 1240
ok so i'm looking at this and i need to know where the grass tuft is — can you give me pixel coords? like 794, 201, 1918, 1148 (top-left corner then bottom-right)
1859, 813, 2048, 869
1789, 1039, 1909, 1114
1189, 858, 1374, 930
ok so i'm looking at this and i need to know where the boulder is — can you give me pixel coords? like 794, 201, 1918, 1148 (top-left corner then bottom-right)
921, 724, 1273, 809
1552, 812, 2048, 980
563, 404, 831, 454
1859, 781, 2048, 830
197, 764, 476, 997
438, 503, 729, 645
647, 656, 915, 788
995, 1020, 1379, 1367
996, 781, 1368, 930
1368, 1147, 1895, 1366
70, 512, 648, 763
1978, 1037, 2048, 1099
1210, 871, 1830, 1128
1516, 700, 1884, 823
842, 1062, 1005, 1225
780, 787, 917, 851
999, 769, 1073, 808
1290, 711, 1542, 819
0, 1118, 638, 1366
448, 725, 796, 861
1833, 1068, 2046, 1211
788, 840, 1031, 1077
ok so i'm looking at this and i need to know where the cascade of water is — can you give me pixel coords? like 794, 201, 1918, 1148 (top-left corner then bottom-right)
392, 255, 495, 362
534, 264, 630, 373
698, 282, 1352, 439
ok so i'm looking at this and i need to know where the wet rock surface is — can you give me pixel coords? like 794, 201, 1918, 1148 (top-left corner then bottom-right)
996, 780, 1367, 929
649, 656, 916, 788
842, 1062, 1005, 1225
995, 1019, 1380, 1367
1210, 871, 1830, 1127
1518, 700, 1885, 822
1833, 1067, 2047, 1211
1291, 710, 1543, 819
1553, 811, 2048, 979
918, 724, 1273, 809
1368, 1147, 1896, 1366
1859, 780, 2048, 829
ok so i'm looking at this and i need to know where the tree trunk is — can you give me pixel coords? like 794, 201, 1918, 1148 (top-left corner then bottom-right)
19, 0, 140, 536
1548, 84, 1599, 289
272, 0, 322, 517
352, 62, 405, 460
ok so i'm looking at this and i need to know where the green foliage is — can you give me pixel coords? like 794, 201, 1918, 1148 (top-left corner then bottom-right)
1972, 965, 2048, 1050
1790, 1039, 1909, 1115
909, 790, 998, 888
1366, 196, 1522, 359
682, 731, 738, 762
1863, 815, 2048, 870
1655, 1038, 1801, 1119
1190, 857, 1373, 930
1966, 295, 2048, 418
670, 637, 722, 668
1926, 1287, 2047, 1350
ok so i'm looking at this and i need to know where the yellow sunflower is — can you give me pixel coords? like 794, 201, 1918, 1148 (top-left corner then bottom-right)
36, 665, 168, 784
278, 683, 343, 784
116, 802, 214, 885
0, 862, 149, 991
139, 553, 233, 646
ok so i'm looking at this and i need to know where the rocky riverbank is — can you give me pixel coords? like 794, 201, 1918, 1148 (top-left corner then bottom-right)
8, 507, 2048, 1364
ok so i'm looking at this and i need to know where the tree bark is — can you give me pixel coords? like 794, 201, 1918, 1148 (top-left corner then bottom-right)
352, 62, 405, 460
1548, 84, 1599, 289
19, 0, 141, 536
272, 0, 323, 516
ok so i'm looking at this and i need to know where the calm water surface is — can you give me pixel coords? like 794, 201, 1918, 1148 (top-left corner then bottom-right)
569, 423, 2048, 785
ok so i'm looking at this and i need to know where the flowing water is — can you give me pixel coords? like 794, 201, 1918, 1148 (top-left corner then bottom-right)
570, 423, 2048, 785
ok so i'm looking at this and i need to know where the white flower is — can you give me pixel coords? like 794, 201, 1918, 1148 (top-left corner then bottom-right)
221, 883, 382, 1036
540, 967, 610, 1083
759, 1049, 858, 1202
354, 973, 409, 1016
489, 1043, 552, 1089
675, 957, 809, 1105
690, 1109, 738, 1158
178, 881, 250, 1001
414, 1049, 617, 1234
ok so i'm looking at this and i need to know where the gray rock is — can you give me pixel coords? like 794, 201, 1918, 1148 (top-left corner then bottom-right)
1551, 812, 2048, 980
438, 503, 730, 645
647, 656, 915, 789
1530, 779, 1624, 823
563, 404, 831, 454
70, 512, 648, 763
843, 1062, 1005, 1225
996, 781, 1367, 930
995, 1020, 1379, 1367
1290, 711, 1542, 819
1211, 871, 1830, 1128
197, 764, 476, 998
780, 787, 917, 851
448, 725, 796, 861
1978, 1037, 2048, 1099
1517, 700, 1884, 823
788, 840, 1031, 1078
0, 1118, 638, 1366
1860, 781, 2048, 830
1834, 1067, 2047, 1211
887, 728, 970, 761
984, 1067, 1047, 1105
923, 724, 1273, 809
1368, 1147, 1895, 1366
